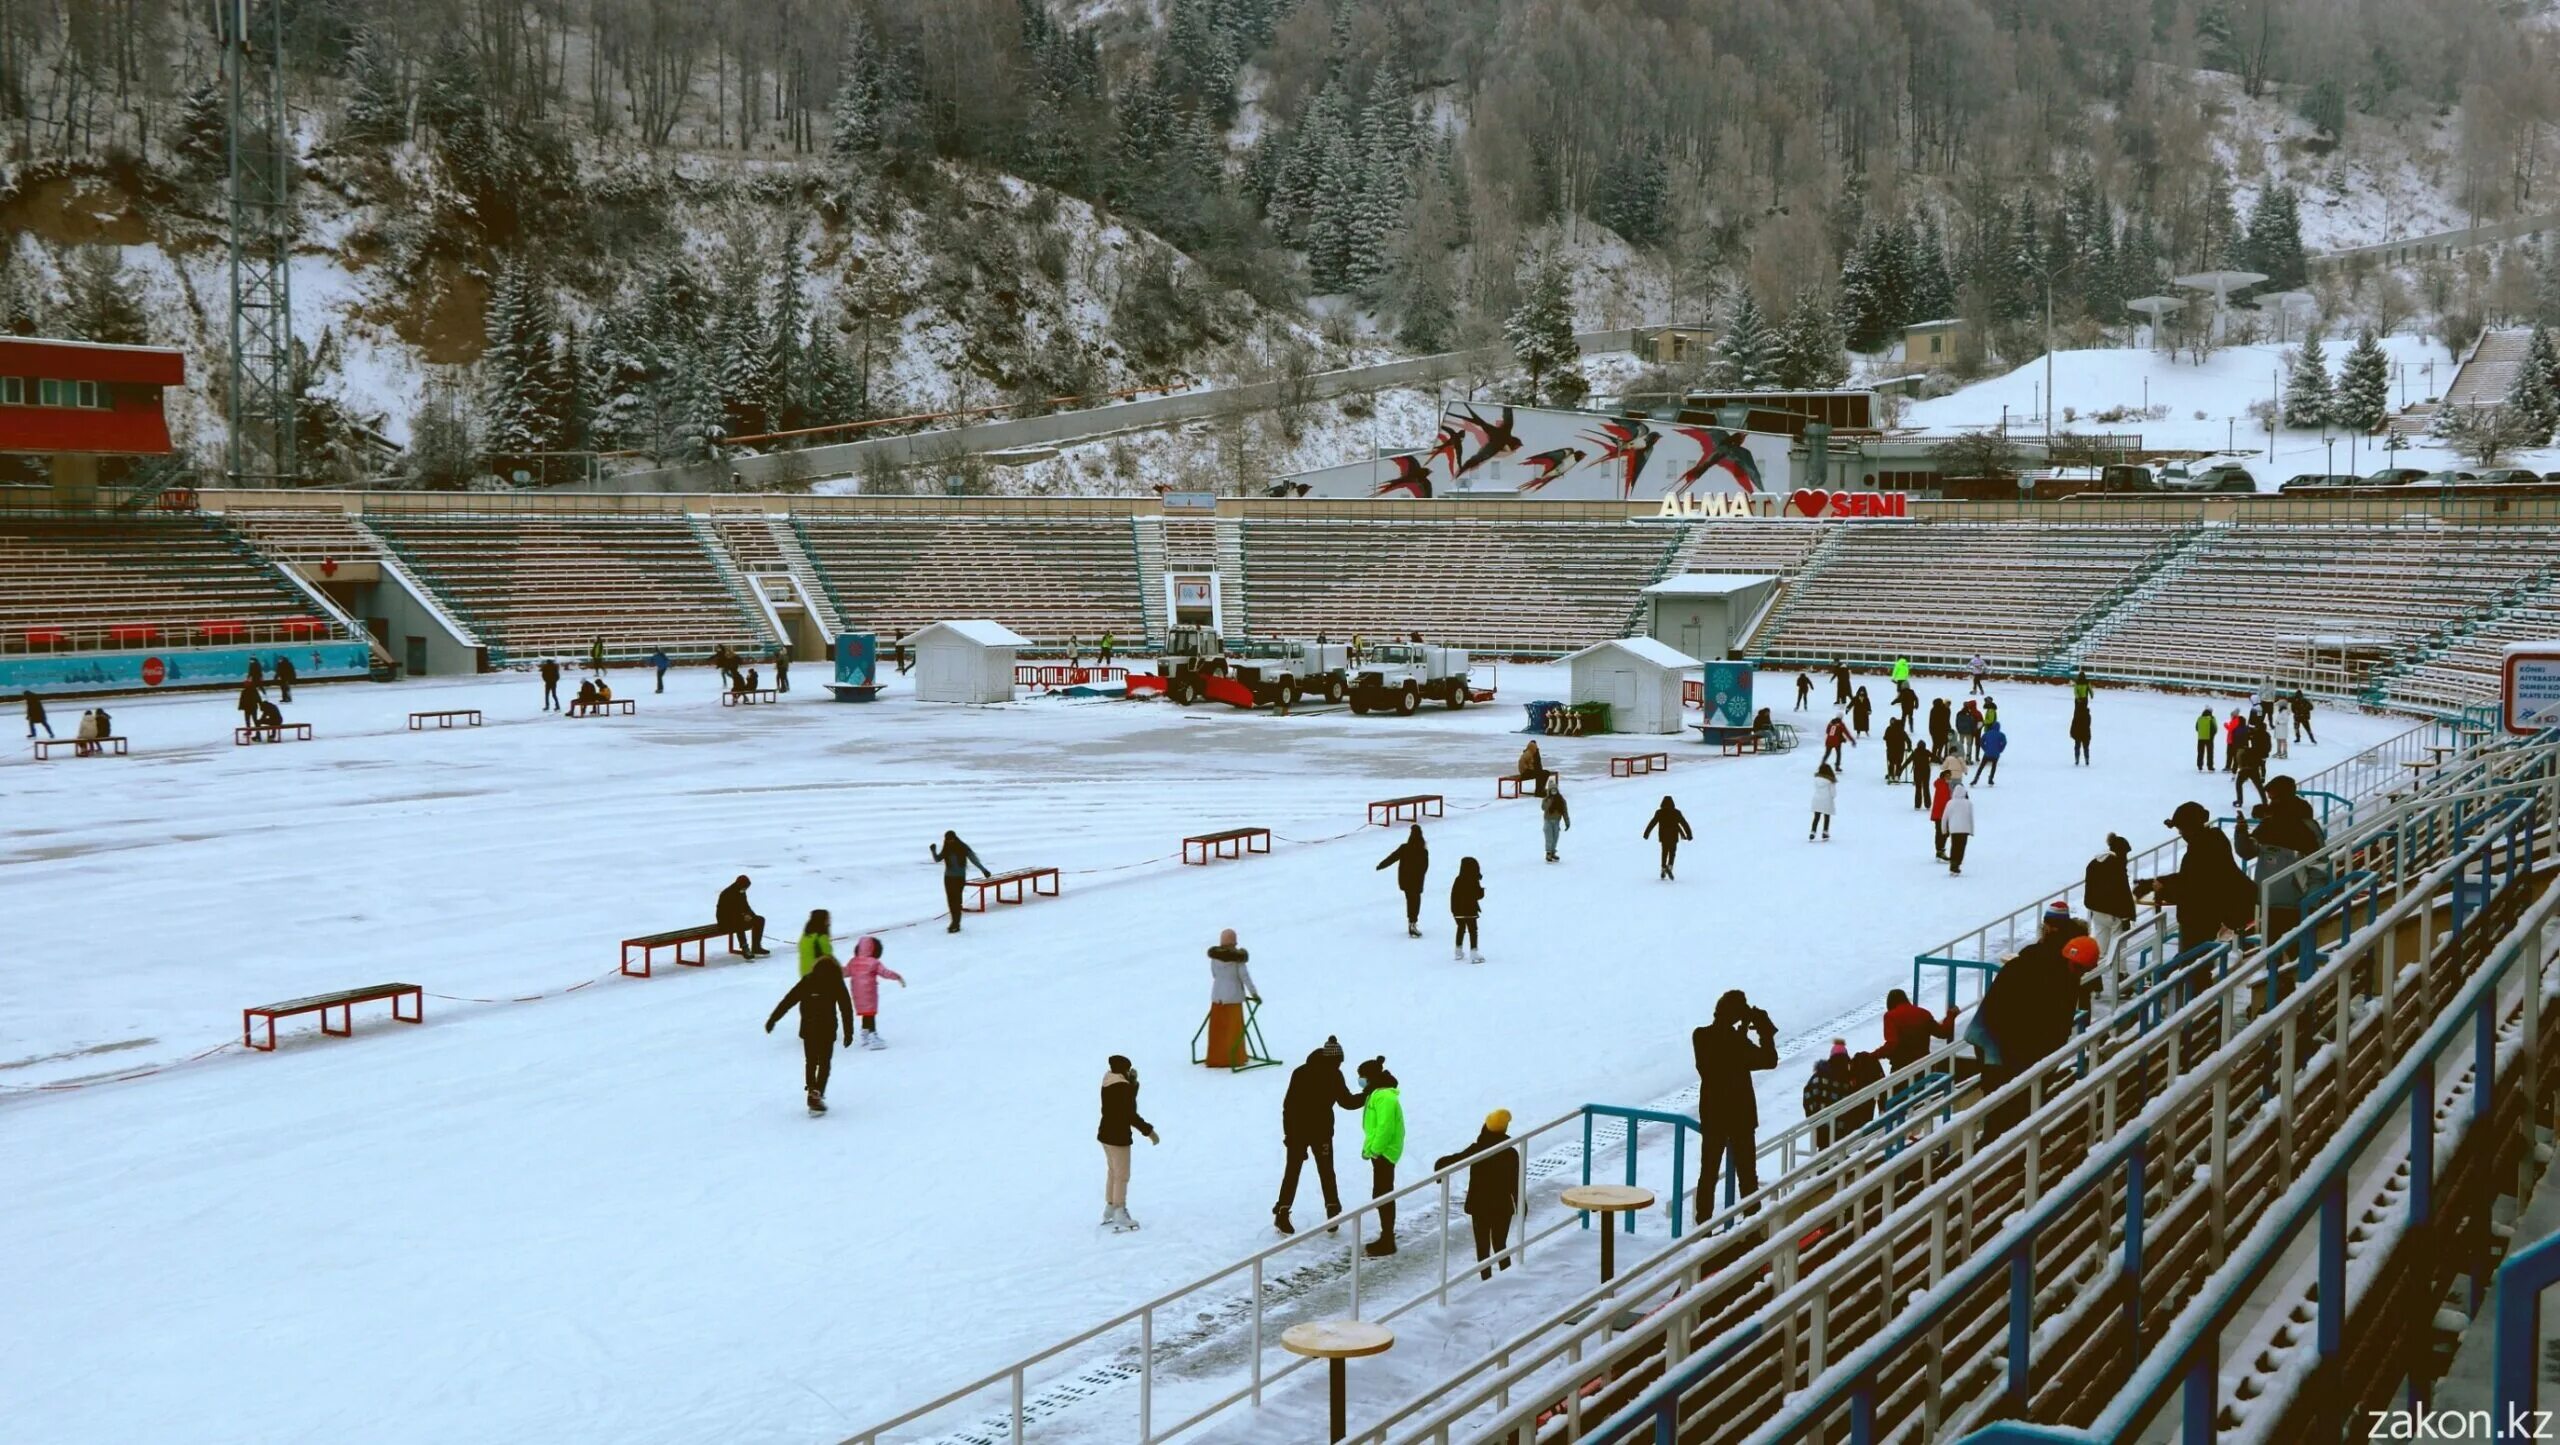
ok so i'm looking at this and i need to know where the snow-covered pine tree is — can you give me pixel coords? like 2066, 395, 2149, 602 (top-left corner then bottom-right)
801, 323, 858, 425
1716, 289, 1778, 389
174, 78, 226, 180
713, 276, 775, 439
1304, 124, 1364, 293
2536, 238, 2560, 331
2281, 329, 2333, 429
342, 30, 406, 146
480, 260, 558, 469
2334, 328, 2391, 433
827, 20, 886, 172
767, 237, 809, 430
1349, 69, 1413, 295
1839, 228, 1889, 353
1772, 287, 1847, 389
1504, 249, 1578, 403
1594, 136, 1669, 249
58, 247, 149, 345
2505, 326, 2560, 444
1910, 215, 1955, 321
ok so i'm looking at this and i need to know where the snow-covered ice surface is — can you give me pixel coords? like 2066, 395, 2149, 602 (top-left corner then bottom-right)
0, 667, 2405, 1444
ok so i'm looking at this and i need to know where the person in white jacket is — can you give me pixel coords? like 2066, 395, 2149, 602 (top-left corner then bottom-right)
1809, 762, 1837, 841
1203, 930, 1261, 1069
1940, 775, 1976, 875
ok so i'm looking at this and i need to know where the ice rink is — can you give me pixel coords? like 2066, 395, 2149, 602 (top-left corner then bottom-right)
0, 664, 2403, 1444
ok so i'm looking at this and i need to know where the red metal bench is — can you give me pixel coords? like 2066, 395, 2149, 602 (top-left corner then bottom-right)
408, 709, 483, 729
34, 736, 126, 759
235, 723, 313, 745
1498, 774, 1552, 799
619, 923, 750, 978
720, 689, 783, 707
1182, 827, 1271, 865
243, 983, 422, 1051
964, 866, 1062, 912
1367, 794, 1444, 825
568, 699, 637, 717
1610, 752, 1671, 777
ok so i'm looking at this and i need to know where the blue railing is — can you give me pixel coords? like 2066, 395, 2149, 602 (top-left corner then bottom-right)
1579, 1105, 1700, 1237
2494, 1234, 2560, 1431
1581, 795, 2541, 1445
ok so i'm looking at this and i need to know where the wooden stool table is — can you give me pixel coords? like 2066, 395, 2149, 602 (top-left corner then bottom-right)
1560, 1183, 1655, 1283
1281, 1319, 1395, 1442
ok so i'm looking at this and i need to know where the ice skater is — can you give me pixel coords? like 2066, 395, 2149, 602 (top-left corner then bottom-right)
1821, 713, 1854, 769
1907, 739, 1934, 809
796, 907, 834, 975
1794, 672, 1813, 711
841, 935, 904, 1049
1432, 1109, 1522, 1281
1357, 1056, 1404, 1256
23, 690, 50, 740
773, 645, 791, 693
1097, 1055, 1158, 1231
1940, 770, 1975, 875
1883, 714, 1910, 782
1376, 824, 1430, 938
1202, 930, 1259, 1068
1967, 653, 1988, 694
540, 658, 562, 711
765, 944, 856, 1114
718, 874, 771, 958
1450, 856, 1485, 963
649, 647, 670, 693
1972, 719, 2005, 785
931, 830, 993, 933
273, 655, 295, 702
1643, 795, 1692, 879
1274, 1036, 1358, 1235
236, 676, 263, 731
1539, 780, 1571, 862
2194, 706, 2216, 770
2069, 695, 2091, 766
1809, 762, 1836, 841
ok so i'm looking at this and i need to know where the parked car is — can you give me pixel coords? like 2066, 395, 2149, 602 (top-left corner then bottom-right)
2419, 469, 2480, 485
2277, 473, 2359, 492
2186, 463, 2258, 493
2359, 467, 2429, 486
2473, 468, 2542, 485
2098, 463, 2165, 492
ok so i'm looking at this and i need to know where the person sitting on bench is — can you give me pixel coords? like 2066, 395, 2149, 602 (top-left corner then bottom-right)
1516, 739, 1550, 796
256, 699, 284, 734
573, 679, 599, 709
719, 874, 771, 958
595, 678, 613, 702
73, 708, 102, 756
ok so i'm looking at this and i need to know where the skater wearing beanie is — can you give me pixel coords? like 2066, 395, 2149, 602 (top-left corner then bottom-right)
1097, 1055, 1158, 1231
1643, 795, 1693, 879
1433, 1109, 1523, 1280
1954, 700, 1982, 762
1967, 653, 1988, 694
1850, 686, 1873, 738
1879, 988, 1957, 1071
796, 909, 835, 976
1972, 720, 2006, 785
1376, 824, 1430, 938
1356, 1056, 1405, 1255
2223, 710, 2245, 772
1801, 1040, 1863, 1147
1831, 657, 1852, 707
1794, 672, 1814, 711
1203, 930, 1259, 1068
1450, 857, 1486, 963
1809, 762, 1836, 840
931, 830, 993, 933
1539, 782, 1571, 862
1820, 713, 1854, 769
841, 936, 904, 1049
1907, 739, 1934, 810
1274, 1036, 1358, 1235
2084, 835, 2136, 999
764, 948, 855, 1114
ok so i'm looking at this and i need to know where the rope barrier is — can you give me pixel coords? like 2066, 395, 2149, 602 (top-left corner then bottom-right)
0, 1038, 240, 1094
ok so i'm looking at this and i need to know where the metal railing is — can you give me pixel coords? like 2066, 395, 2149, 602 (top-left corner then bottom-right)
1377, 753, 2552, 1444
1545, 788, 2547, 1445
841, 1103, 1688, 1445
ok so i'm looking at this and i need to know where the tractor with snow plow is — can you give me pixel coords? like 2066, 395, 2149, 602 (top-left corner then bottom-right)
1346, 642, 1487, 714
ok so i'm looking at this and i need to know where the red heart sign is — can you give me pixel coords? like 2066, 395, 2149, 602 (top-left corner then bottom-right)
1787, 489, 1834, 518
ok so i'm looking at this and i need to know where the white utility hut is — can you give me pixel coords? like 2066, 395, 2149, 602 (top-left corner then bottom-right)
1561, 636, 1700, 735
899, 620, 1030, 704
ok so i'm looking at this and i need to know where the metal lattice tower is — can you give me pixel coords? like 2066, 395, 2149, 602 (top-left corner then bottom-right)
221, 0, 293, 485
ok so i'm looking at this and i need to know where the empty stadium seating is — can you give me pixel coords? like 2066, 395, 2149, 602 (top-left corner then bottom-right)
707, 511, 791, 572
1662, 518, 1829, 575
222, 507, 381, 570
1237, 518, 1679, 650
0, 514, 348, 653
1753, 522, 2181, 670
791, 514, 1144, 644
362, 513, 763, 664
2381, 596, 2560, 714
2085, 523, 2560, 689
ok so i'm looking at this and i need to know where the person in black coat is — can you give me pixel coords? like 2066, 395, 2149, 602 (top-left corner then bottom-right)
1976, 908, 2083, 1087
1691, 990, 1779, 1223
1433, 1110, 1524, 1280
273, 655, 296, 702
1642, 795, 1693, 880
2068, 697, 2092, 766
1927, 697, 1953, 757
717, 875, 770, 957
2084, 835, 2136, 994
1883, 716, 1910, 783
1450, 857, 1485, 962
1849, 686, 1873, 738
236, 678, 263, 730
1907, 740, 1935, 810
2143, 802, 2256, 987
765, 956, 855, 1112
1375, 825, 1430, 938
539, 658, 562, 711
1274, 1035, 1360, 1234
1097, 1055, 1158, 1230
2290, 690, 2316, 744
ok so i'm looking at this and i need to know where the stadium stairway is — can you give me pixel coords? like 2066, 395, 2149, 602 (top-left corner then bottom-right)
2042, 521, 2218, 673
763, 517, 845, 638
347, 516, 484, 656
1216, 516, 1251, 637
1740, 526, 1848, 653
217, 515, 390, 669
1616, 521, 1698, 639
2444, 329, 2532, 412
686, 514, 787, 652
1133, 515, 1169, 649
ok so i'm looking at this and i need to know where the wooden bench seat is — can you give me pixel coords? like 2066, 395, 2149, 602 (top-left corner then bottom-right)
1182, 827, 1271, 865
234, 723, 313, 745
1367, 794, 1444, 825
619, 922, 752, 977
1610, 752, 1670, 776
567, 699, 637, 718
407, 709, 483, 729
243, 982, 422, 1051
964, 866, 1062, 911
33, 735, 126, 759
721, 688, 783, 706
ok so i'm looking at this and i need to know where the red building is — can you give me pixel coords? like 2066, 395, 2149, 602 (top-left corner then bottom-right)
0, 336, 187, 507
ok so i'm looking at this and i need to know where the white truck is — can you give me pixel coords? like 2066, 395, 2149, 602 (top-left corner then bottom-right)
1347, 642, 1476, 714
1227, 640, 1351, 707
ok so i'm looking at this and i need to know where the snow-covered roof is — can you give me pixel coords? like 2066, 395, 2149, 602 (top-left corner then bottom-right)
1561, 636, 1701, 670
899, 620, 1030, 649
1904, 318, 1964, 329
1642, 573, 1780, 595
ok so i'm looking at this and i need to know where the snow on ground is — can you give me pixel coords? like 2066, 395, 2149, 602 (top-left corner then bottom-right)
1904, 336, 2560, 480
0, 667, 2404, 1444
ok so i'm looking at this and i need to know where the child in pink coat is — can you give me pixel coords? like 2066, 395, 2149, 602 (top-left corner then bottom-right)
841, 935, 905, 1050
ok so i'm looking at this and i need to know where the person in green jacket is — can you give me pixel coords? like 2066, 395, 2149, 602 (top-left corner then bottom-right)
797, 908, 835, 976
1891, 656, 1911, 687
1357, 1056, 1405, 1257
2195, 706, 2217, 771
2071, 668, 2092, 703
